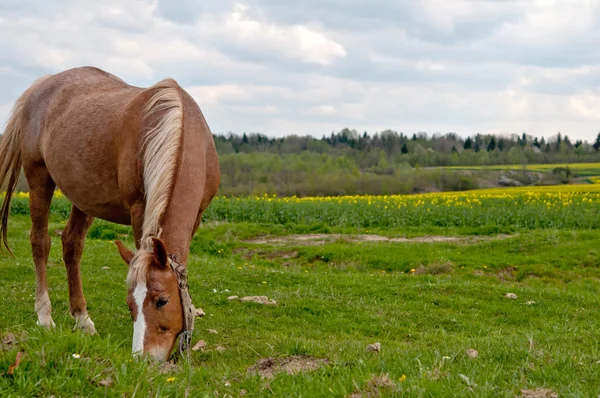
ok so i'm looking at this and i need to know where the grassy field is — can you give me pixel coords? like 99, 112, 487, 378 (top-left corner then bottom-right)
442, 162, 600, 177
2, 188, 600, 396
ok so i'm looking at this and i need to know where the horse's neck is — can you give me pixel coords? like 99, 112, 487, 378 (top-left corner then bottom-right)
139, 91, 215, 265
155, 222, 193, 265
150, 159, 204, 265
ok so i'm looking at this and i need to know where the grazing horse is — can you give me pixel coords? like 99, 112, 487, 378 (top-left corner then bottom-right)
0, 67, 220, 361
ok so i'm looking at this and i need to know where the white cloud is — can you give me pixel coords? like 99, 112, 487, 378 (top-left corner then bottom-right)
222, 4, 346, 65
1, 0, 600, 141
307, 105, 337, 116
489, 0, 598, 46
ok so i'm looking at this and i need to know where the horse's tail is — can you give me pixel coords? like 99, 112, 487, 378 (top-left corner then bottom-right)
0, 75, 52, 254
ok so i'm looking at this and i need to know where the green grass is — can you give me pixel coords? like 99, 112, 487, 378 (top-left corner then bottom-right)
441, 162, 600, 177
1, 212, 600, 396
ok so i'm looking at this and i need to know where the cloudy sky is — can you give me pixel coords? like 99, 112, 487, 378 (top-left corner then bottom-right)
1, 0, 600, 140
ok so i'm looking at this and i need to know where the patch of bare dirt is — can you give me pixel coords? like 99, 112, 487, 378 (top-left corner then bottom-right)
248, 355, 329, 378
158, 362, 179, 374
347, 374, 397, 398
245, 234, 335, 245
234, 248, 298, 260
91, 375, 113, 388
497, 266, 516, 281
239, 296, 277, 305
414, 261, 454, 275
243, 234, 514, 246
519, 388, 558, 398
1, 333, 19, 351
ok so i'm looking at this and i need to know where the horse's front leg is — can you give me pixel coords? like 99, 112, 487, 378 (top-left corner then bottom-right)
62, 205, 97, 334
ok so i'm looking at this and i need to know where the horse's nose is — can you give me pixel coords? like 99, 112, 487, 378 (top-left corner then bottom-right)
147, 345, 172, 362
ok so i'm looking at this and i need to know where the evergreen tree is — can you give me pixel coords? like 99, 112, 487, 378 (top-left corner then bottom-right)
487, 137, 496, 152
463, 137, 472, 150
594, 132, 600, 151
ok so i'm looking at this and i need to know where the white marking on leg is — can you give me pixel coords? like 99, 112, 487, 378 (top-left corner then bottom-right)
132, 283, 148, 355
35, 290, 55, 328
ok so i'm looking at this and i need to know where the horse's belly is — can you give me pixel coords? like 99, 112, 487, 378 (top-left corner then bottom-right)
57, 181, 132, 225
44, 141, 132, 225
67, 193, 131, 225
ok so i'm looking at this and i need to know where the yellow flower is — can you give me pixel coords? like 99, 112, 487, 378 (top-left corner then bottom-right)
399, 374, 407, 382
167, 377, 176, 383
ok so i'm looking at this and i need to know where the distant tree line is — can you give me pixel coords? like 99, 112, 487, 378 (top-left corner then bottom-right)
214, 129, 600, 168
210, 129, 598, 197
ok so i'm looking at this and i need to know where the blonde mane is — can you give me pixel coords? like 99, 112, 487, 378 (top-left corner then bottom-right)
127, 79, 183, 288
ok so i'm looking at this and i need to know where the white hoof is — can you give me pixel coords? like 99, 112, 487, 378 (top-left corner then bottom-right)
74, 314, 98, 335
36, 316, 56, 329
35, 292, 54, 329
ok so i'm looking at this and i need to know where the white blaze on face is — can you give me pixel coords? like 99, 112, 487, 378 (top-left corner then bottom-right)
132, 282, 148, 355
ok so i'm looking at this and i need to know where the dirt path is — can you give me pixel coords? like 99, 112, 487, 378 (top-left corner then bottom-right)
243, 233, 514, 246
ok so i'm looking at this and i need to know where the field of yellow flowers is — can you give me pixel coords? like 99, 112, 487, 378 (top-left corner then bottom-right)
203, 184, 600, 230
7, 184, 600, 230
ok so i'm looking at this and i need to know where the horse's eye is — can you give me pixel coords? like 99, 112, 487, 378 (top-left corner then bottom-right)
156, 297, 169, 309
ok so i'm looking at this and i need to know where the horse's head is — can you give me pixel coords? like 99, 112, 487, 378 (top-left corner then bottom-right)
114, 237, 184, 361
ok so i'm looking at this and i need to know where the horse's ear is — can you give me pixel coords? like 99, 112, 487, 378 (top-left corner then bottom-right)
115, 240, 134, 265
151, 237, 169, 269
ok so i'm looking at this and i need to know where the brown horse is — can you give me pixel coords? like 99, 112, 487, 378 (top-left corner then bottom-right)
0, 66, 220, 361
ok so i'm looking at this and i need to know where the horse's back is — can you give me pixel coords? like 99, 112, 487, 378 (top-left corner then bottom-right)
21, 67, 142, 223
22, 67, 139, 157
17, 66, 219, 227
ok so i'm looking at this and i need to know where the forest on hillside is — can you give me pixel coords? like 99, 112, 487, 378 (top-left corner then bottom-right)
212, 129, 600, 197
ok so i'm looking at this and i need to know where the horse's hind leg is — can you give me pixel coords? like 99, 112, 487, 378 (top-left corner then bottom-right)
26, 166, 56, 328
62, 205, 96, 334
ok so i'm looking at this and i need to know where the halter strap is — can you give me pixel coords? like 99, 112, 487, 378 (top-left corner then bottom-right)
168, 254, 195, 361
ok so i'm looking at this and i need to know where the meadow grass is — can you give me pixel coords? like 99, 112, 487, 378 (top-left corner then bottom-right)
2, 190, 600, 396
441, 162, 600, 177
